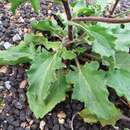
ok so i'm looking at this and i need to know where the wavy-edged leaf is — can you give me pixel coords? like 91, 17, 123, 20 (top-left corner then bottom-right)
107, 52, 130, 101
89, 25, 116, 57
107, 69, 130, 101
27, 71, 67, 118
24, 33, 62, 50
27, 51, 65, 107
115, 30, 130, 52
0, 42, 35, 65
31, 19, 64, 36
67, 62, 121, 125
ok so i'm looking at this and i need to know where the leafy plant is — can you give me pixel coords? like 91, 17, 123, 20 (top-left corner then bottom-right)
1, 0, 130, 126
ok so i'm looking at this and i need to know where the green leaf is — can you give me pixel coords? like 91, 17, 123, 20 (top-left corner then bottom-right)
0, 42, 35, 65
107, 52, 130, 101
115, 52, 130, 72
27, 51, 65, 110
27, 71, 67, 118
31, 19, 64, 36
24, 33, 62, 50
78, 6, 95, 16
62, 49, 76, 60
115, 30, 130, 52
67, 62, 121, 125
80, 109, 98, 123
107, 69, 130, 101
10, 0, 24, 14
30, 0, 40, 13
89, 25, 116, 57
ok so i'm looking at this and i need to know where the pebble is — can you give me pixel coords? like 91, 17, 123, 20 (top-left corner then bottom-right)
3, 42, 12, 49
4, 81, 11, 90
12, 34, 21, 42
58, 118, 65, 124
39, 120, 46, 130
0, 85, 4, 90
52, 124, 60, 130
7, 125, 14, 130
19, 80, 27, 89
18, 17, 25, 23
14, 101, 23, 110
0, 66, 7, 73
57, 111, 66, 119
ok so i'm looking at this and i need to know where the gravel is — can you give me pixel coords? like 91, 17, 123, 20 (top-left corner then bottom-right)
0, 0, 130, 130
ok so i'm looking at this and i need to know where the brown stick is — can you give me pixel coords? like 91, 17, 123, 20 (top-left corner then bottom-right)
109, 0, 120, 16
61, 0, 73, 41
73, 16, 130, 23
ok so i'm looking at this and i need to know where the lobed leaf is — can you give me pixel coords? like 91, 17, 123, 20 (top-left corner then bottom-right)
67, 62, 121, 125
107, 52, 130, 101
89, 25, 116, 57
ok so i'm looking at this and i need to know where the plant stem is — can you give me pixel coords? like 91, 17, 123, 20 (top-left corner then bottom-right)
109, 0, 120, 16
73, 16, 130, 23
61, 0, 73, 41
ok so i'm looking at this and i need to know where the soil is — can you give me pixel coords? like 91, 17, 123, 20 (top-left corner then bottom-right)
0, 1, 130, 130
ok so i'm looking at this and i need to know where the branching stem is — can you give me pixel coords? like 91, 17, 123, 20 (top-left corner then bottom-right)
61, 0, 73, 41
73, 16, 130, 23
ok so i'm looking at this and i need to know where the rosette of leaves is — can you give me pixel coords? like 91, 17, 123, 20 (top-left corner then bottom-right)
1, 0, 130, 126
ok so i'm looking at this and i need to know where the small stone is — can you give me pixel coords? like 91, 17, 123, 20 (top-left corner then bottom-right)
57, 111, 66, 119
3, 42, 12, 49
60, 125, 66, 130
18, 17, 25, 23
79, 126, 87, 130
0, 66, 7, 73
4, 81, 11, 90
58, 118, 65, 124
0, 81, 4, 86
39, 120, 46, 130
12, 120, 20, 127
19, 80, 27, 89
30, 17, 35, 22
15, 101, 23, 110
13, 34, 21, 42
21, 122, 27, 128
0, 85, 4, 90
52, 124, 60, 130
7, 125, 14, 130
